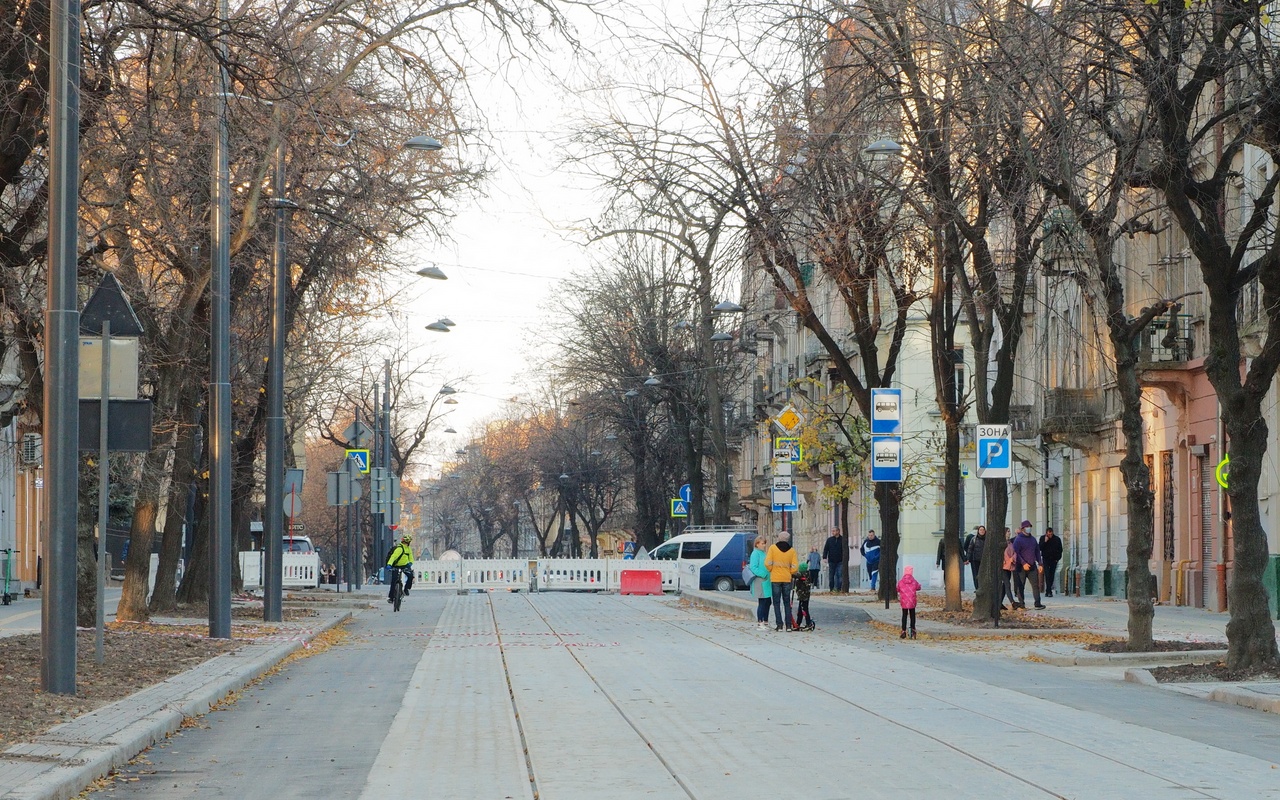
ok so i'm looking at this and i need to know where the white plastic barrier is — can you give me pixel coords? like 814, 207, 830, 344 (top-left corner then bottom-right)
442, 559, 531, 592
238, 551, 322, 589
414, 560, 463, 589
605, 560, 679, 593
407, 558, 679, 593
537, 558, 609, 591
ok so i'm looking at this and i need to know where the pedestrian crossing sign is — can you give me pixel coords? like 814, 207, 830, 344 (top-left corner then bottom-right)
345, 448, 370, 474
671, 499, 689, 518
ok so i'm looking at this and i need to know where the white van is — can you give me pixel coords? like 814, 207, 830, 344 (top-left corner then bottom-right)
646, 527, 755, 591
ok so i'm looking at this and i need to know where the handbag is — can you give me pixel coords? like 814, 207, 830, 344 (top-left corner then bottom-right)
741, 565, 756, 586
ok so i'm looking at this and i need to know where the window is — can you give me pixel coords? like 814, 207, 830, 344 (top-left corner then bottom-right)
681, 541, 712, 560
651, 542, 679, 560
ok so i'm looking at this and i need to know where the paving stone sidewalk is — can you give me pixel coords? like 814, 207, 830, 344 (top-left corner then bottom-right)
0, 607, 354, 800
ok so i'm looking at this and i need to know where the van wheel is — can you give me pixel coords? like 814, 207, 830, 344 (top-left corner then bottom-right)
715, 577, 735, 592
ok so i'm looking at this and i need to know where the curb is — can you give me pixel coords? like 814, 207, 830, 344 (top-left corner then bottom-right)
1124, 667, 1158, 686
0, 610, 352, 800
1032, 648, 1228, 667
1208, 685, 1280, 715
684, 590, 872, 624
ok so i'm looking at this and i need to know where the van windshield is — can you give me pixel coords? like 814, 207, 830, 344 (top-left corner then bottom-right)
651, 542, 679, 560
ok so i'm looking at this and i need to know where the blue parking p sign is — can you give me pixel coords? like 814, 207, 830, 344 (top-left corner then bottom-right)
975, 424, 1011, 479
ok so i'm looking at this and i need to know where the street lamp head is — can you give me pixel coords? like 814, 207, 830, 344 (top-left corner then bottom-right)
559, 473, 570, 481
713, 300, 744, 313
404, 135, 444, 151
624, 389, 639, 398
444, 426, 457, 433
439, 317, 456, 327
673, 320, 692, 330
443, 398, 459, 405
710, 332, 734, 342
590, 450, 602, 457
416, 265, 448, 280
644, 376, 661, 386
268, 197, 300, 210
456, 448, 467, 456
604, 433, 618, 441
863, 138, 903, 156
439, 385, 457, 394
425, 321, 450, 332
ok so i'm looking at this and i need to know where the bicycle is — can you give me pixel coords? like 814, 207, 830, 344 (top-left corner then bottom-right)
387, 565, 408, 612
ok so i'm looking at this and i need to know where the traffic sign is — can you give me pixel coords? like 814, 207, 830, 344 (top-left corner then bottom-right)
283, 488, 302, 518
1216, 454, 1229, 489
670, 498, 689, 518
772, 403, 805, 435
774, 437, 802, 464
679, 483, 692, 503
345, 448, 370, 473
285, 468, 304, 497
975, 424, 1012, 479
771, 485, 798, 512
343, 420, 374, 448
870, 436, 902, 482
870, 388, 902, 435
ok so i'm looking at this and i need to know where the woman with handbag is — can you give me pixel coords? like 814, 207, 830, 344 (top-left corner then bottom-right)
748, 535, 773, 630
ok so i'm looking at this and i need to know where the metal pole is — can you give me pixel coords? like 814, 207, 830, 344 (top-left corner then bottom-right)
96, 321, 110, 664
353, 406, 363, 590
263, 138, 287, 623
208, 0, 233, 639
43, 0, 82, 695
382, 359, 391, 557
370, 382, 383, 574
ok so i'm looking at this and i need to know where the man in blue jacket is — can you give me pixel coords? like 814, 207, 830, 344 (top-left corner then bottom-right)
860, 530, 881, 591
1011, 521, 1044, 609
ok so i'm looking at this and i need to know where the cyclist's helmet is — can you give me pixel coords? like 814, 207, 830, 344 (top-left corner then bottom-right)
401, 535, 412, 545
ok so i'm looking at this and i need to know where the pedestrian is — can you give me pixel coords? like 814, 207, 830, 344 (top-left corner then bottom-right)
794, 563, 814, 630
822, 528, 844, 591
898, 565, 921, 639
1039, 526, 1063, 598
1012, 520, 1045, 609
748, 535, 773, 630
807, 547, 822, 590
766, 531, 799, 631
1000, 529, 1016, 610
965, 526, 986, 591
861, 530, 881, 591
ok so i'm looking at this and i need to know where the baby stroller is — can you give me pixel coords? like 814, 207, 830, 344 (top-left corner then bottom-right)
791, 565, 816, 631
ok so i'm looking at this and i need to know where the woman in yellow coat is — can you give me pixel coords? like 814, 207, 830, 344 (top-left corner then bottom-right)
765, 532, 799, 631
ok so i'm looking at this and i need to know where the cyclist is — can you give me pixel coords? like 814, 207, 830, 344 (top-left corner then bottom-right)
386, 535, 415, 602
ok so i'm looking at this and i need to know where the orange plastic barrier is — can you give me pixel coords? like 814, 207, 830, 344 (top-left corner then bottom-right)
618, 569, 663, 596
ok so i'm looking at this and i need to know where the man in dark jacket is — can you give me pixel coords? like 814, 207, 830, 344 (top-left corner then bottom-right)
965, 526, 986, 591
861, 530, 881, 591
1011, 521, 1044, 609
1039, 526, 1063, 597
822, 528, 844, 592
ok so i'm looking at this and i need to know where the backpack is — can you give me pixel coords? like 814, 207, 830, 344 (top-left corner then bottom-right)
963, 533, 976, 561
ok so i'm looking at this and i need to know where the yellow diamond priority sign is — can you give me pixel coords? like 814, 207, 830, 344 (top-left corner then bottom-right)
773, 403, 804, 435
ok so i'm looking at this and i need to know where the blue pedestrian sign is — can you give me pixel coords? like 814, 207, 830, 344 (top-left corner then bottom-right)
870, 388, 902, 435
671, 498, 689, 518
345, 448, 370, 474
679, 483, 692, 503
870, 436, 902, 482
975, 424, 1012, 479
771, 485, 798, 512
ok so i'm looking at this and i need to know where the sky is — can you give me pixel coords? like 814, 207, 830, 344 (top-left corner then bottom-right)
388, 4, 679, 451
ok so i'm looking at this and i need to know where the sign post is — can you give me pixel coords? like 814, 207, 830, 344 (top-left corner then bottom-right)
870, 388, 904, 484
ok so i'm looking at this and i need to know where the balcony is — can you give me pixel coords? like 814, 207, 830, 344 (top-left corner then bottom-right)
1137, 314, 1193, 366
1009, 404, 1038, 440
1041, 388, 1104, 436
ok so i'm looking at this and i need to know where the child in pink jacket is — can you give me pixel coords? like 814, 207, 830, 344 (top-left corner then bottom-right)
898, 565, 921, 639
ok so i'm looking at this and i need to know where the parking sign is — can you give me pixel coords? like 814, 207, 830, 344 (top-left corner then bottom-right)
975, 424, 1012, 479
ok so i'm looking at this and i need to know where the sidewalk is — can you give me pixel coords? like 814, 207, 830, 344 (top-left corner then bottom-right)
686, 585, 1280, 719
0, 597, 363, 800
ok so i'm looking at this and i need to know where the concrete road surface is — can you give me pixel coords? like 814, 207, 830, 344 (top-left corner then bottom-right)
89, 592, 1280, 799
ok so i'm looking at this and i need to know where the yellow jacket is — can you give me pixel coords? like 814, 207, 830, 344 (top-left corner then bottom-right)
765, 543, 798, 584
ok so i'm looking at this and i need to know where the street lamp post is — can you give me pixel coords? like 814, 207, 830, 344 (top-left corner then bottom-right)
208, 0, 233, 640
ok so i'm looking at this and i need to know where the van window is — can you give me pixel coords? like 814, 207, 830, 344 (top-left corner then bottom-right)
681, 541, 712, 560
651, 542, 680, 560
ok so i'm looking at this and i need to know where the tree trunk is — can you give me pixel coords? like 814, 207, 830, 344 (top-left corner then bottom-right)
973, 480, 1009, 622
152, 400, 200, 613
76, 457, 98, 628
1113, 335, 1156, 651
1222, 402, 1280, 670
942, 420, 962, 611
117, 445, 167, 622
875, 482, 900, 603
176, 476, 209, 605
